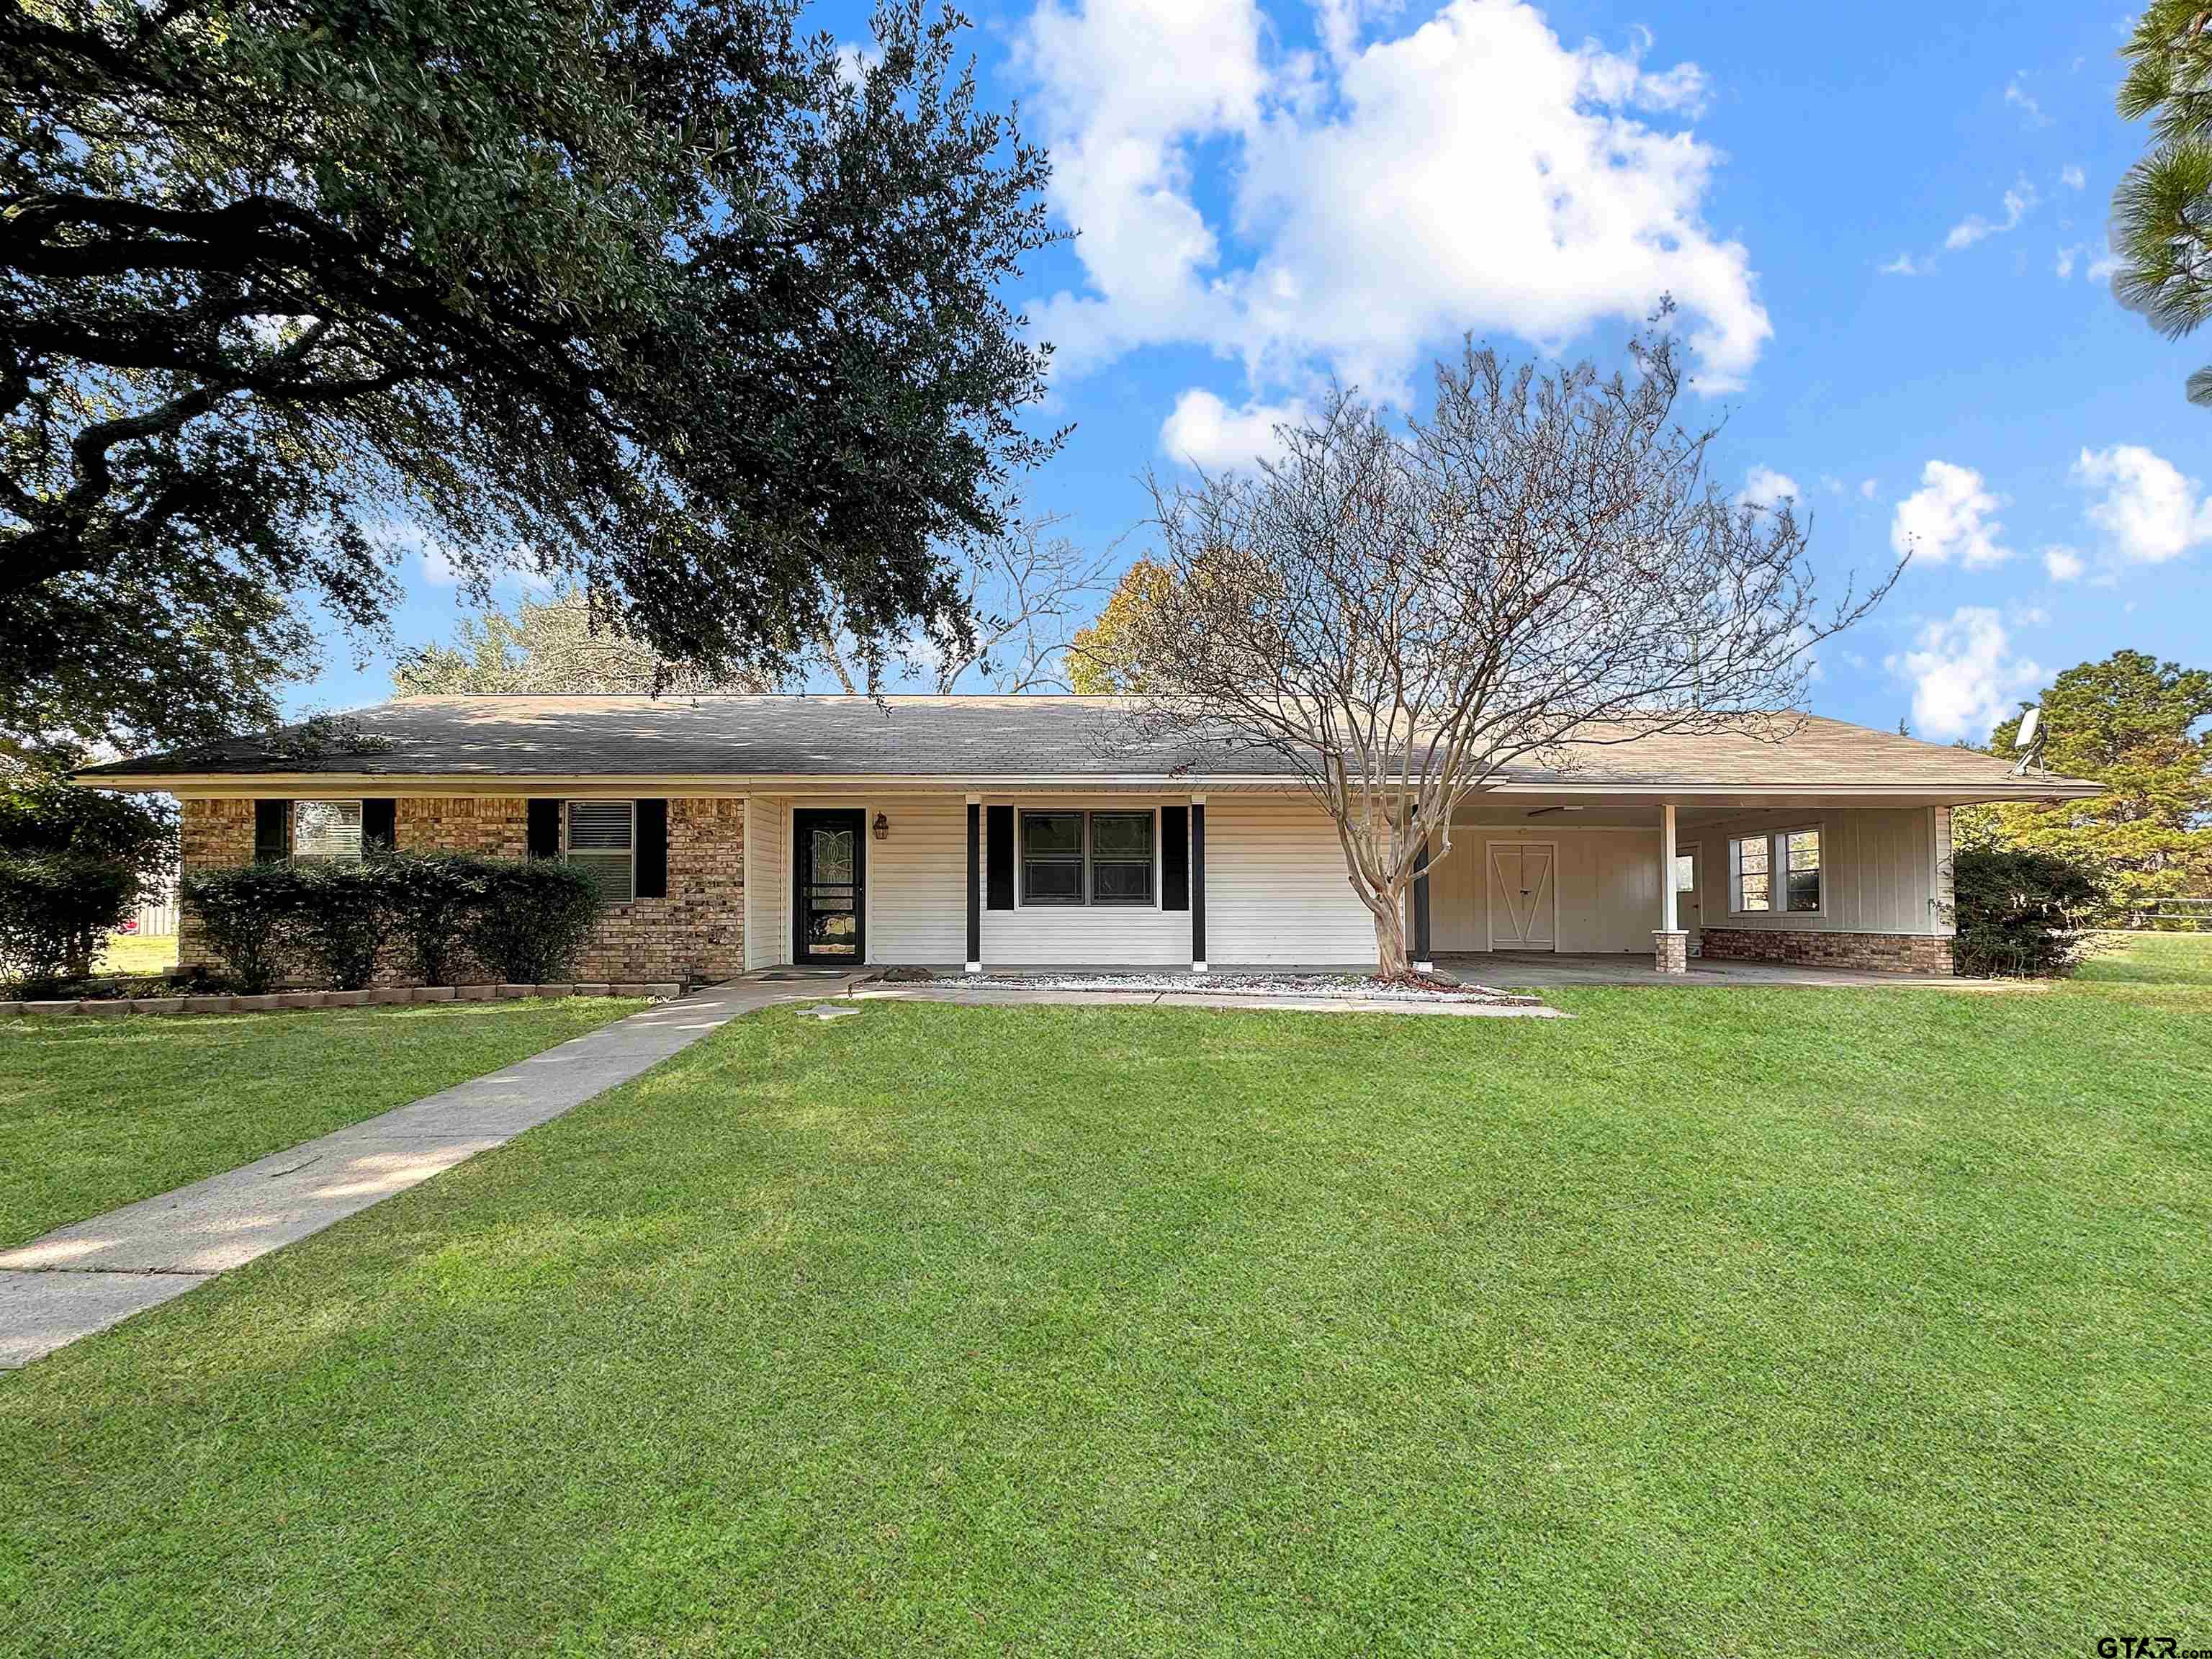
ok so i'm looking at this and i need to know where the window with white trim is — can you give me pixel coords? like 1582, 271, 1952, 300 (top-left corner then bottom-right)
1019, 809, 1157, 907
1731, 827, 1822, 915
566, 800, 636, 904
292, 799, 363, 861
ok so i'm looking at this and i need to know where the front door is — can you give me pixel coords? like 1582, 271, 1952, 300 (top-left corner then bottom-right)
793, 809, 866, 965
1488, 842, 1557, 950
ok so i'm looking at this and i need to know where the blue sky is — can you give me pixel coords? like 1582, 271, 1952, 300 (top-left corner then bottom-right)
299, 0, 2205, 746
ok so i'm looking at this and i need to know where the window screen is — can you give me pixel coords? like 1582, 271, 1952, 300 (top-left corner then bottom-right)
567, 801, 636, 904
292, 800, 363, 861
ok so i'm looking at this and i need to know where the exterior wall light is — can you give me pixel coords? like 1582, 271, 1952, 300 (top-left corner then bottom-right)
872, 812, 889, 842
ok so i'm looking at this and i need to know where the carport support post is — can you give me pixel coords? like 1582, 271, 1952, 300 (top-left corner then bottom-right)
1189, 797, 1207, 973
1654, 801, 1688, 974
966, 796, 982, 974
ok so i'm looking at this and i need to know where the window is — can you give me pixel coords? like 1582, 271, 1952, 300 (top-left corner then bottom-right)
1732, 835, 1771, 912
292, 800, 363, 861
1732, 826, 1822, 915
1089, 812, 1156, 904
1020, 811, 1086, 905
566, 800, 636, 904
1784, 829, 1822, 913
1020, 809, 1157, 907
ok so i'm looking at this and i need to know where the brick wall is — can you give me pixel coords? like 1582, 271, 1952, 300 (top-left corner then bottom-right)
176, 793, 745, 986
176, 798, 258, 966
1699, 927, 1955, 976
569, 798, 745, 983
397, 796, 529, 858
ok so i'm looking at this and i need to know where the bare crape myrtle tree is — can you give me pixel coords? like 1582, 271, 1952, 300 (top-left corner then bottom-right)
1118, 317, 1900, 980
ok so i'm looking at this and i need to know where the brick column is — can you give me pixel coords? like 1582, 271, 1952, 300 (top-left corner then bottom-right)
1652, 930, 1688, 974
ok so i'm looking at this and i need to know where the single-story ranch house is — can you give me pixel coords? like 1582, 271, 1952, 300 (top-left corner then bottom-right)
83, 696, 2098, 981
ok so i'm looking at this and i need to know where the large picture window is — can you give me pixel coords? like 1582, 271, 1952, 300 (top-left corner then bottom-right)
292, 799, 363, 861
566, 800, 637, 904
1732, 826, 1822, 915
1019, 809, 1157, 907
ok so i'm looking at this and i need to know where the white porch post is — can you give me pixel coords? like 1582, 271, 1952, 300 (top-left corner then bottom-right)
1654, 801, 1687, 974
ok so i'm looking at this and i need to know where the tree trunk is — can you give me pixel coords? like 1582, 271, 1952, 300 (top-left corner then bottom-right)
1370, 890, 1411, 981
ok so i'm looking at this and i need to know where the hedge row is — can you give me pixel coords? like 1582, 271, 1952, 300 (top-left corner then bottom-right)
181, 853, 603, 994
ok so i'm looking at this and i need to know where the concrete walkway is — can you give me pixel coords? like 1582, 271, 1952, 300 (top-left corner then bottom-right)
0, 974, 868, 1370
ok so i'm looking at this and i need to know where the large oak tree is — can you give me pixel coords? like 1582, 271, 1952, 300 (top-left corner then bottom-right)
2, 0, 1058, 757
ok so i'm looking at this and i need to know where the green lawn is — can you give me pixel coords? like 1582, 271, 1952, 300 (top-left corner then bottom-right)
1, 956, 2206, 1655
2078, 928, 2212, 984
0, 999, 644, 1248
94, 931, 179, 976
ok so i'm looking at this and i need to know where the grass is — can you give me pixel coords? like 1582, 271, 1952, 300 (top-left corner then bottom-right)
0, 998, 644, 1248
1, 947, 2207, 1655
93, 931, 178, 976
2077, 928, 2212, 985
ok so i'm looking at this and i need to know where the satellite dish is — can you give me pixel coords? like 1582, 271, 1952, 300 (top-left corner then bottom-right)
2015, 707, 2041, 750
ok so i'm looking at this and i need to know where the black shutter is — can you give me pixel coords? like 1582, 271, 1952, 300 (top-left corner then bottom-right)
986, 804, 1015, 910
634, 799, 668, 898
253, 799, 290, 863
527, 798, 561, 858
363, 798, 397, 853
1161, 806, 1190, 911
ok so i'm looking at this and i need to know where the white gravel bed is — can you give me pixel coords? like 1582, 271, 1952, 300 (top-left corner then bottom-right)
953, 971, 1539, 1005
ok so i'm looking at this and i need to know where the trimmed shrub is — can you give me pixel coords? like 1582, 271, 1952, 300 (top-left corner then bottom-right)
291, 860, 392, 990
466, 858, 601, 984
0, 854, 135, 994
181, 862, 308, 994
1951, 846, 2104, 978
379, 853, 492, 986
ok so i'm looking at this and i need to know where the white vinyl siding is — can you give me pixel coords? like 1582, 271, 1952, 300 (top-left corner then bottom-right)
292, 799, 363, 861
868, 798, 968, 963
743, 796, 789, 971
1203, 796, 1377, 964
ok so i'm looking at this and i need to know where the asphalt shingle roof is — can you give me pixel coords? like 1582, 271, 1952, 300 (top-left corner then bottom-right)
78, 696, 2089, 795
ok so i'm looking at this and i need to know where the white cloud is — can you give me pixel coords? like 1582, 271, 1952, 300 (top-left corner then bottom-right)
2073, 444, 2212, 565
1890, 461, 2013, 569
1737, 465, 1799, 511
1946, 178, 2037, 250
1858, 477, 1879, 500
1886, 607, 2042, 742
2060, 163, 2085, 189
1159, 388, 1308, 471
1020, 0, 1771, 406
2004, 74, 2048, 126
833, 42, 881, 89
2087, 243, 2121, 282
2055, 245, 2080, 279
2041, 545, 2085, 582
1879, 251, 1926, 276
